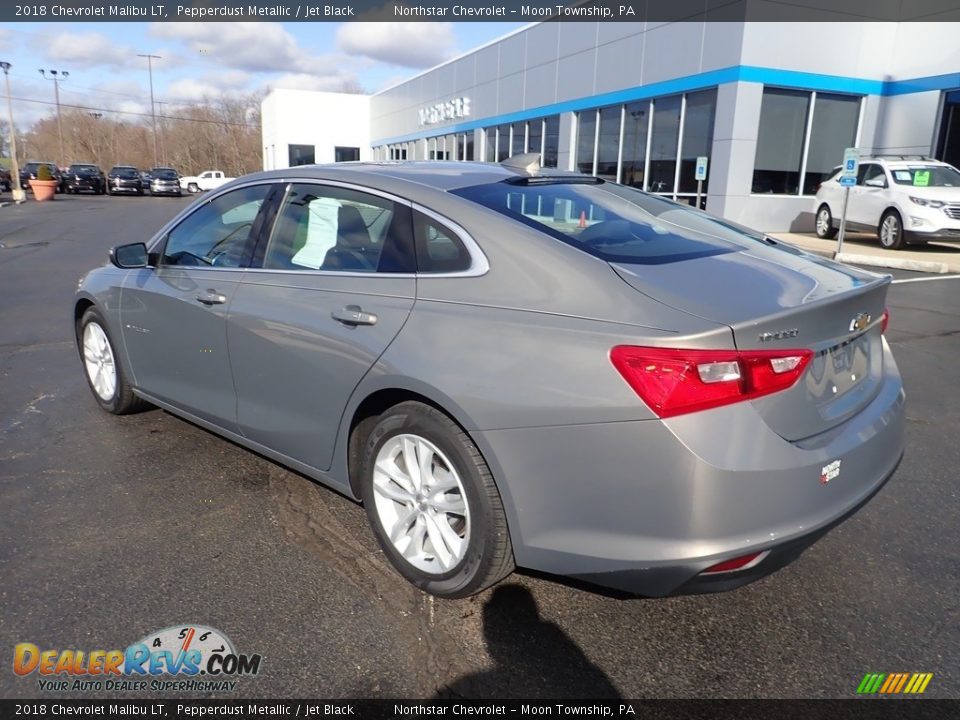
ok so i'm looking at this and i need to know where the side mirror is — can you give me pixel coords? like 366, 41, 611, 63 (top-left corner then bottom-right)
110, 242, 149, 268
864, 177, 886, 188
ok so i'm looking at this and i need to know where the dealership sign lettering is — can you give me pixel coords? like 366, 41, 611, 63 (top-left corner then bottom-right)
418, 97, 471, 126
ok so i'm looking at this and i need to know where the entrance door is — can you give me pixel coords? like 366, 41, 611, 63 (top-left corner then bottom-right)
937, 90, 960, 168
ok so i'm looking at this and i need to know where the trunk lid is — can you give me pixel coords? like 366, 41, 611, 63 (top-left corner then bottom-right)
611, 241, 890, 441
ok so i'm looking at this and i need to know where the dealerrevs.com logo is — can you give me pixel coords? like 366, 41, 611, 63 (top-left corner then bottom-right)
13, 625, 262, 693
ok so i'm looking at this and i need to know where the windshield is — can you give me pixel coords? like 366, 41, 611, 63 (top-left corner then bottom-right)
151, 169, 178, 180
451, 179, 765, 265
890, 165, 960, 187
111, 167, 139, 178
69, 165, 98, 176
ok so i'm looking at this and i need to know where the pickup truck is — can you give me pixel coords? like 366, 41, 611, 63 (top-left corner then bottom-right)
179, 170, 234, 193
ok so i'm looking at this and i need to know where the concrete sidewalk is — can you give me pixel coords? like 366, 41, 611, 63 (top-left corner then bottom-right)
769, 231, 960, 273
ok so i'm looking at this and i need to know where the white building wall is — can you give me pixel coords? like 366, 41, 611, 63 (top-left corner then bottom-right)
261, 89, 371, 170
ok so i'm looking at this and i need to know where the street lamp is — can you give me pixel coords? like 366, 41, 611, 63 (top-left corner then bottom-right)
0, 61, 25, 202
39, 68, 69, 164
137, 53, 161, 168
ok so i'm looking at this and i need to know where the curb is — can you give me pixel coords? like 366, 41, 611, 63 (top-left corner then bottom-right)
834, 252, 949, 274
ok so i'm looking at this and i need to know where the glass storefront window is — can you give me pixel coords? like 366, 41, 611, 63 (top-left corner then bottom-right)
577, 110, 597, 175
803, 93, 859, 194
677, 89, 717, 194
753, 89, 810, 194
288, 144, 315, 166
597, 106, 621, 181
528, 119, 542, 159
648, 95, 681, 194
485, 128, 495, 162
512, 122, 527, 156
543, 116, 559, 168
621, 101, 649, 189
497, 124, 511, 162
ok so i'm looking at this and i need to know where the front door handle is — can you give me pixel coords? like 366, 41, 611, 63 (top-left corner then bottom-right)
331, 305, 378, 326
196, 289, 227, 305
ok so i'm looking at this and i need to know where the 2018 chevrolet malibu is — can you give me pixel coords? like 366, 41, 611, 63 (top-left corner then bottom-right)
74, 159, 905, 598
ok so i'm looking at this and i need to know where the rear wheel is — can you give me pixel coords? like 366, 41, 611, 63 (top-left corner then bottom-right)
77, 307, 149, 415
359, 401, 514, 598
815, 204, 838, 239
879, 210, 905, 249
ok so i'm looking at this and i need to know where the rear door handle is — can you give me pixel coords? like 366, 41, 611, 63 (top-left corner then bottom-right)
331, 305, 377, 326
196, 289, 227, 305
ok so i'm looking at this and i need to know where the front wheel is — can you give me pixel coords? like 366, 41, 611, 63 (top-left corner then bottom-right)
815, 204, 838, 239
359, 402, 514, 598
187, 182, 199, 193
77, 307, 149, 415
879, 210, 905, 249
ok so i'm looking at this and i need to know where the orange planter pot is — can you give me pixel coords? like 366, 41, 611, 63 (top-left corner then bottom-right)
30, 179, 58, 202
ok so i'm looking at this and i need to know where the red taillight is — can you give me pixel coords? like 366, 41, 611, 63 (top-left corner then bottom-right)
701, 551, 769, 575
881, 308, 889, 334
610, 346, 813, 418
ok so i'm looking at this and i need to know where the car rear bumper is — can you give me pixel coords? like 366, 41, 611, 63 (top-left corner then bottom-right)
474, 340, 905, 597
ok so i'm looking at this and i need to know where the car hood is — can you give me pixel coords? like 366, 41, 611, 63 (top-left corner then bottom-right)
897, 186, 960, 201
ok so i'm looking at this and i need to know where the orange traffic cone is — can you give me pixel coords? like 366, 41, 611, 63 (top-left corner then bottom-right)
578, 210, 587, 228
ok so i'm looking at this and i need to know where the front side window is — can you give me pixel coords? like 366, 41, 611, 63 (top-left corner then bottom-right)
262, 184, 403, 273
858, 164, 886, 187
163, 184, 272, 268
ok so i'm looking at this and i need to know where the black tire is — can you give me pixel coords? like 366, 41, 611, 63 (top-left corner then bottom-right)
879, 209, 905, 249
76, 307, 150, 415
359, 401, 514, 598
815, 204, 838, 239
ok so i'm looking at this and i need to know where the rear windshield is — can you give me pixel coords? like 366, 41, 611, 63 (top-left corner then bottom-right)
451, 180, 762, 265
151, 169, 178, 180
890, 165, 960, 187
111, 167, 139, 178
69, 165, 99, 175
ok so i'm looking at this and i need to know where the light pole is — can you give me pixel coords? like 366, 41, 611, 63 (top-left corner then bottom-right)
137, 53, 161, 168
0, 62, 24, 202
155, 100, 166, 167
88, 112, 102, 168
39, 69, 69, 165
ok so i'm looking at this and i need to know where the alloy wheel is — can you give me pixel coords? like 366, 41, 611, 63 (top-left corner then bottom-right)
371, 433, 470, 574
82, 322, 117, 401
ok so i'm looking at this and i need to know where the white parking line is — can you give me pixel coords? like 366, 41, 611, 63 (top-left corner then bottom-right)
891, 274, 960, 284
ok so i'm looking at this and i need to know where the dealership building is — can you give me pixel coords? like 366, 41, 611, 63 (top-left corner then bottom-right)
261, 21, 960, 231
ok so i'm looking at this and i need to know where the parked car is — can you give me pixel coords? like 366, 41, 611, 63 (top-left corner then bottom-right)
179, 169, 233, 193
74, 159, 905, 599
20, 162, 64, 193
107, 166, 144, 196
0, 167, 10, 192
65, 164, 106, 195
147, 167, 182, 197
814, 156, 960, 249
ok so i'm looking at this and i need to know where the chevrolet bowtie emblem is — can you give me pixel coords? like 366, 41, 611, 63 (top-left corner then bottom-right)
849, 313, 872, 332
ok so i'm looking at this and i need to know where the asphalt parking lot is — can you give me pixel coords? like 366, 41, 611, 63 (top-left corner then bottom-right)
1, 193, 958, 700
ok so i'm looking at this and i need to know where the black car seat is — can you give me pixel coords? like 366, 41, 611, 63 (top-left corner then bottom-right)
322, 205, 375, 271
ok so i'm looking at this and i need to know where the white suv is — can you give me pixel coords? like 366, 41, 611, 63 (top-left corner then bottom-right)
813, 156, 960, 249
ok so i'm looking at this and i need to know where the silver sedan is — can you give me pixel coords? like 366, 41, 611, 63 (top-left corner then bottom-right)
74, 160, 905, 598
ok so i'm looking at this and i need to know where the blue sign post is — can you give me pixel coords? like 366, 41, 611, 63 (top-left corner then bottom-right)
837, 148, 860, 256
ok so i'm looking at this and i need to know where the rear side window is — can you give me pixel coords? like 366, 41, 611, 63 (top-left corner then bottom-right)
262, 183, 408, 273
452, 180, 756, 265
413, 210, 471, 273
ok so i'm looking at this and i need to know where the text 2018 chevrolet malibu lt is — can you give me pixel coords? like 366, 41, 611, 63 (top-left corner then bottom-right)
74, 159, 904, 598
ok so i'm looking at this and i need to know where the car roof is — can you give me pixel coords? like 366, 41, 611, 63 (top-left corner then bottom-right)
248, 161, 583, 192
